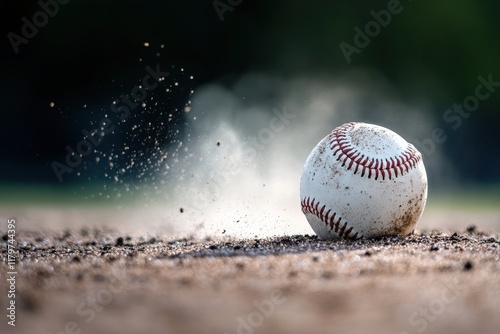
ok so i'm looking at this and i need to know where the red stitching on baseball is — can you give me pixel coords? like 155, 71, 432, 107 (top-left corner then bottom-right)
328, 122, 421, 181
301, 197, 361, 240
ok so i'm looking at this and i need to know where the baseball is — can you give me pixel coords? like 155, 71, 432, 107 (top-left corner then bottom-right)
300, 122, 428, 240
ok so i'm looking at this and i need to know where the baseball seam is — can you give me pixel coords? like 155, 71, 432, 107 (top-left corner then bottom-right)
301, 197, 361, 240
329, 122, 421, 181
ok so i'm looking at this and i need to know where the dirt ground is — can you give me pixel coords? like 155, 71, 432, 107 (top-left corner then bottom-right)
1, 212, 499, 334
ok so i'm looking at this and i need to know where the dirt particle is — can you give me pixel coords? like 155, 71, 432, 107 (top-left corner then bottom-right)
101, 245, 112, 252
430, 245, 439, 252
61, 230, 71, 240
178, 277, 191, 286
107, 255, 117, 262
464, 261, 474, 271
116, 237, 124, 246
466, 225, 476, 233
93, 274, 105, 282
312, 256, 319, 262
19, 292, 39, 312
180, 208, 184, 213
321, 271, 333, 279
216, 141, 221, 146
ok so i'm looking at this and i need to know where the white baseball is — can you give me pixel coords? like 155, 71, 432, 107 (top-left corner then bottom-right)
300, 122, 428, 240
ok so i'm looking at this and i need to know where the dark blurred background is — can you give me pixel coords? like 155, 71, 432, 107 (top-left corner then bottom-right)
1, 0, 499, 190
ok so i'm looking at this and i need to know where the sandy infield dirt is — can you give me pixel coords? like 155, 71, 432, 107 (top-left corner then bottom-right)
1, 214, 500, 334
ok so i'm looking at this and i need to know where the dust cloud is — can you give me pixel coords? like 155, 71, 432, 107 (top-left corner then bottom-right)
158, 71, 447, 238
